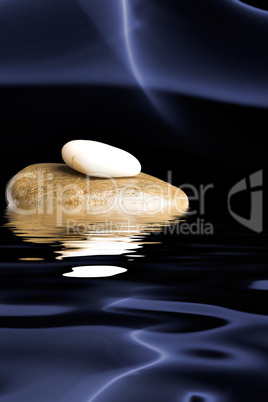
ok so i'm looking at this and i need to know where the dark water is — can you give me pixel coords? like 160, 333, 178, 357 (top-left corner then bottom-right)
0, 207, 267, 402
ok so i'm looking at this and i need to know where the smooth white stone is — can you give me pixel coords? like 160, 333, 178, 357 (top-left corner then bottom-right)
61, 140, 141, 178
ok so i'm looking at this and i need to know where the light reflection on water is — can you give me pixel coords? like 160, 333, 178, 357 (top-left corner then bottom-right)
63, 266, 127, 278
5, 208, 184, 260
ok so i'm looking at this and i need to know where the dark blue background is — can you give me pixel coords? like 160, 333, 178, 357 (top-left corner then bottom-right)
0, 0, 266, 207
0, 2, 268, 402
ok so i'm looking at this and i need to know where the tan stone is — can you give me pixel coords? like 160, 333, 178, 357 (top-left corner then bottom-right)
6, 163, 188, 215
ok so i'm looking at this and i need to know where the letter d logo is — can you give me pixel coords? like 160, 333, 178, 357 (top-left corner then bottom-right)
228, 170, 263, 233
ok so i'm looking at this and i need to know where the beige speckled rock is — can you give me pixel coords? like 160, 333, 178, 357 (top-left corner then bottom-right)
6, 163, 188, 215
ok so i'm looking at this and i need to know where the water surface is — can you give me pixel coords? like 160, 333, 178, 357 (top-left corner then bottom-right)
0, 208, 267, 402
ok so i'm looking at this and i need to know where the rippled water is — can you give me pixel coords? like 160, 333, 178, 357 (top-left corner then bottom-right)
0, 207, 267, 402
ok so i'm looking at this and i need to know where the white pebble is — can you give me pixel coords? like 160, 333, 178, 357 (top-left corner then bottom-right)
61, 140, 141, 178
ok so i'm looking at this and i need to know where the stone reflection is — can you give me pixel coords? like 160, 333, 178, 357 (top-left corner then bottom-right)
5, 207, 187, 260
63, 265, 127, 278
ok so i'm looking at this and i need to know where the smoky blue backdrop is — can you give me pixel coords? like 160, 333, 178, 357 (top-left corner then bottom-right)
0, 3, 268, 402
0, 0, 267, 174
